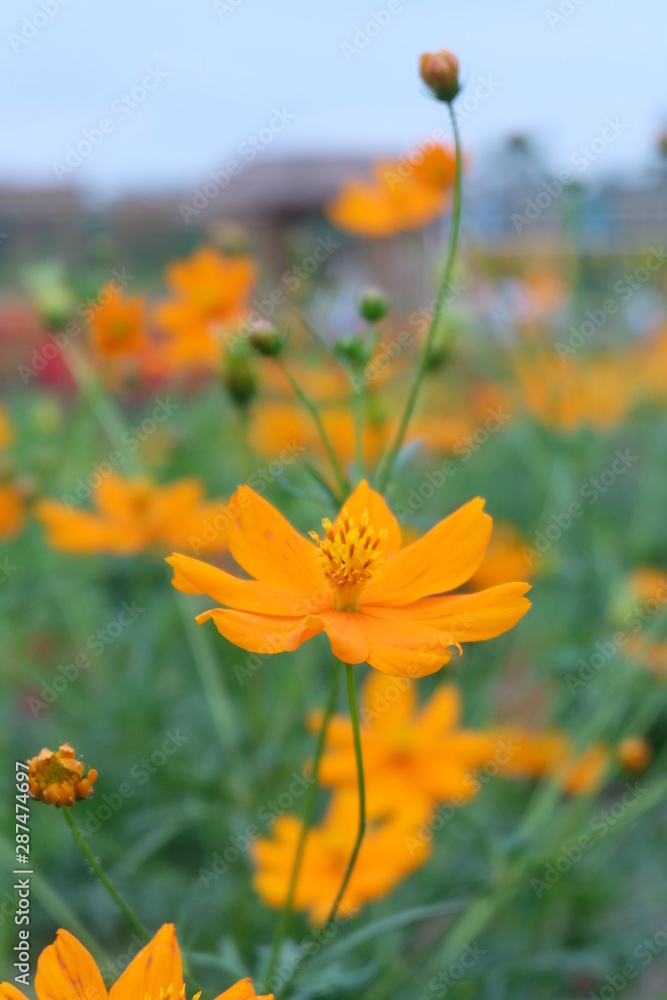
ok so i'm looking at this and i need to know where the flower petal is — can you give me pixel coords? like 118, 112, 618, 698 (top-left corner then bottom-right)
215, 979, 272, 1000
36, 501, 144, 555
356, 612, 453, 678
0, 986, 29, 1000
198, 608, 369, 663
362, 497, 491, 606
35, 929, 107, 1000
416, 684, 461, 737
109, 925, 183, 1000
340, 480, 401, 557
228, 486, 324, 591
397, 582, 532, 640
360, 670, 417, 732
167, 553, 325, 615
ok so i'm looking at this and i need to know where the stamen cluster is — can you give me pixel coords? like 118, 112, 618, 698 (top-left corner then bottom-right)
310, 508, 386, 589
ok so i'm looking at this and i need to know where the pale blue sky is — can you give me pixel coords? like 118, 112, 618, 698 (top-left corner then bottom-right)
2, 0, 665, 194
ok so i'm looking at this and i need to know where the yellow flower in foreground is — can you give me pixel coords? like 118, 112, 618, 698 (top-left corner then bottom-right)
168, 480, 531, 677
310, 672, 500, 819
252, 791, 430, 924
36, 474, 228, 556
0, 923, 272, 1000
27, 742, 97, 806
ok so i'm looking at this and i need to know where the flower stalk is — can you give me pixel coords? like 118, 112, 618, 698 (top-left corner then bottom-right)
62, 806, 149, 944
375, 101, 463, 494
324, 662, 366, 926
265, 662, 341, 986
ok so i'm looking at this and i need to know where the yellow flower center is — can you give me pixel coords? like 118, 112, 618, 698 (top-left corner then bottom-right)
144, 986, 200, 1000
310, 507, 386, 611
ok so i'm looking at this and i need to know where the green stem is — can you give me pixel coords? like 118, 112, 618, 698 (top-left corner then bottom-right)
265, 663, 340, 986
353, 384, 365, 482
276, 358, 350, 500
375, 102, 463, 494
62, 806, 149, 943
323, 663, 366, 926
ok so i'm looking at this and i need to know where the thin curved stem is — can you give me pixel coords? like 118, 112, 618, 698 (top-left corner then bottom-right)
375, 103, 463, 494
276, 358, 350, 500
264, 663, 340, 986
323, 663, 366, 926
62, 806, 149, 943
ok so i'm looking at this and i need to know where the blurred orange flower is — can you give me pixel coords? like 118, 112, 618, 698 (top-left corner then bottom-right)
252, 791, 430, 923
0, 923, 272, 1000
36, 474, 228, 556
515, 354, 630, 431
154, 248, 256, 370
27, 742, 97, 806
618, 736, 652, 772
89, 285, 146, 359
310, 672, 501, 820
168, 480, 530, 677
468, 523, 535, 590
326, 144, 458, 238
491, 729, 609, 795
0, 482, 26, 540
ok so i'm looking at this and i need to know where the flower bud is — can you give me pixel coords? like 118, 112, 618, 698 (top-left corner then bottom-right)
358, 287, 390, 323
248, 320, 284, 357
419, 50, 460, 103
334, 334, 371, 369
223, 350, 258, 406
618, 736, 652, 773
27, 743, 97, 807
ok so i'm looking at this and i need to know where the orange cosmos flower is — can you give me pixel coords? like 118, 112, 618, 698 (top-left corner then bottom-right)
168, 480, 530, 677
252, 791, 430, 924
0, 923, 272, 1000
36, 474, 228, 556
154, 248, 256, 370
515, 354, 630, 431
27, 742, 97, 806
326, 145, 457, 238
310, 672, 501, 819
491, 729, 609, 795
0, 482, 26, 540
89, 285, 146, 359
